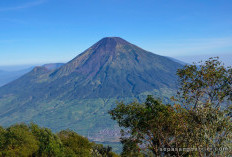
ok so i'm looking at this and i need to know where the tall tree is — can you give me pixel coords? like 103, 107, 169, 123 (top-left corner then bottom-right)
173, 57, 232, 156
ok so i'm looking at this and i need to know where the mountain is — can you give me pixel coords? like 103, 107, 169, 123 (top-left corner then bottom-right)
0, 37, 182, 140
0, 63, 64, 87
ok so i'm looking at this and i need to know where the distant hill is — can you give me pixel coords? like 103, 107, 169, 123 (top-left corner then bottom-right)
42, 63, 64, 70
0, 37, 182, 140
0, 63, 64, 87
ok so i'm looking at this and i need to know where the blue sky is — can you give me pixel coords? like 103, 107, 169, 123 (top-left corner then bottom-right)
0, 0, 232, 66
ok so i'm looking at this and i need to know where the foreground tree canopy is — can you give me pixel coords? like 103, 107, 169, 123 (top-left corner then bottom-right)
109, 57, 232, 157
0, 123, 118, 157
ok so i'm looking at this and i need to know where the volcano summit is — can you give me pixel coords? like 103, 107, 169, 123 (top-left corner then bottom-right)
0, 37, 182, 138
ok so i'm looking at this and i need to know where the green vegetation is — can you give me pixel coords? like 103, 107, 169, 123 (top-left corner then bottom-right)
0, 123, 118, 157
109, 58, 232, 156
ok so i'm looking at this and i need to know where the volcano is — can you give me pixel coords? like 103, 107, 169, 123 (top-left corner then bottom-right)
0, 37, 182, 138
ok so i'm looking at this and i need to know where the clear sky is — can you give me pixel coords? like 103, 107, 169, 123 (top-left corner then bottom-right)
0, 0, 232, 66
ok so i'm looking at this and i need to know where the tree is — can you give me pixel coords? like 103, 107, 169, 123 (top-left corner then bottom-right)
0, 123, 39, 156
30, 123, 64, 157
109, 57, 232, 156
109, 96, 189, 156
173, 57, 232, 156
91, 144, 118, 157
57, 129, 92, 157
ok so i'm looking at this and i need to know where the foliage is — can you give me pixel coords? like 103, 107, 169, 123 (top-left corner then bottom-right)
109, 96, 189, 156
0, 123, 118, 157
120, 138, 144, 157
173, 57, 232, 156
57, 129, 92, 156
92, 143, 119, 157
30, 123, 63, 156
175, 57, 231, 108
0, 124, 39, 157
109, 57, 232, 156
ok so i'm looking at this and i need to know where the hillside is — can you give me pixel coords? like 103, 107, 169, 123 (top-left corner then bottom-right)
0, 63, 64, 87
0, 37, 182, 140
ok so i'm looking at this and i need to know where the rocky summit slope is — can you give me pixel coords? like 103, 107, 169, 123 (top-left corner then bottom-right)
0, 37, 182, 139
